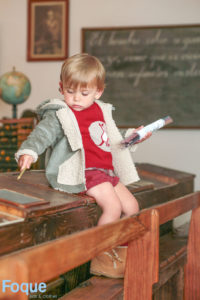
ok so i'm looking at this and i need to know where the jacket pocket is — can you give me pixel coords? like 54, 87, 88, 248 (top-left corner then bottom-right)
57, 151, 84, 185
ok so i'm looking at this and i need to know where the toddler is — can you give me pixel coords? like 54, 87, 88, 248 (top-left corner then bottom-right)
16, 53, 150, 277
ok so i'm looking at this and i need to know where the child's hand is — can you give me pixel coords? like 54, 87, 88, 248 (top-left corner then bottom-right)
134, 126, 152, 144
18, 154, 34, 171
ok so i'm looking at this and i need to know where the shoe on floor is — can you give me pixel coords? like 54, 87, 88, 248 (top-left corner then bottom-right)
90, 246, 127, 278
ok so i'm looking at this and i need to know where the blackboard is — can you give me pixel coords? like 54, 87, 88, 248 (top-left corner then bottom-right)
82, 25, 200, 128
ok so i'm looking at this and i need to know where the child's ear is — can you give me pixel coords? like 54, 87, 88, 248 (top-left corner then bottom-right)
59, 81, 64, 94
95, 89, 104, 99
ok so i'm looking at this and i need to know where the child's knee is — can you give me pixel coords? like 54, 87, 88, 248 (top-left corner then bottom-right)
113, 204, 122, 218
108, 201, 122, 218
129, 201, 139, 216
124, 197, 139, 217
133, 199, 139, 213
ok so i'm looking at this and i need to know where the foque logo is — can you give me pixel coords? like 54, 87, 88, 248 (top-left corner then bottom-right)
1, 280, 47, 295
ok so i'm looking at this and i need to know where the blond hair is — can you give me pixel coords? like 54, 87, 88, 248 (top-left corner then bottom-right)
60, 53, 105, 90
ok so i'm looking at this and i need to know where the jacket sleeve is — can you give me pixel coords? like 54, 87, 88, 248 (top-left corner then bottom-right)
15, 110, 63, 162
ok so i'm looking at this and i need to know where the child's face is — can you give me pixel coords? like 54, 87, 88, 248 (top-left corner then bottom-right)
60, 82, 103, 111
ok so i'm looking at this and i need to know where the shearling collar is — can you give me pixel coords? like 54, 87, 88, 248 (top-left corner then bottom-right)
56, 106, 83, 151
55, 99, 113, 152
39, 98, 113, 152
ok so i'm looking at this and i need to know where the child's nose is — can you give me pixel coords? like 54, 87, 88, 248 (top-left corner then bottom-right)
74, 92, 81, 101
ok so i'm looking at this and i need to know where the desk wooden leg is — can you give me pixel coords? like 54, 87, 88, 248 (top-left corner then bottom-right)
124, 209, 159, 300
184, 205, 200, 300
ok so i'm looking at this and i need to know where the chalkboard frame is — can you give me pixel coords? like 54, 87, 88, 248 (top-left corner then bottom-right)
82, 25, 200, 129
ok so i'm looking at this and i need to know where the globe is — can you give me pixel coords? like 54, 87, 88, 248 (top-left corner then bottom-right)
0, 67, 31, 106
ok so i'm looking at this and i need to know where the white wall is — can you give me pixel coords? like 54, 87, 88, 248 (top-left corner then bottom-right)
0, 0, 199, 215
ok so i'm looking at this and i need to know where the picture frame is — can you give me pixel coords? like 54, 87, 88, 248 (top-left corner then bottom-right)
82, 25, 200, 128
27, 0, 69, 61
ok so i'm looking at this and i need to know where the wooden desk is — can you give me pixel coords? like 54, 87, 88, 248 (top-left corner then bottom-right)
0, 163, 195, 299
0, 163, 194, 256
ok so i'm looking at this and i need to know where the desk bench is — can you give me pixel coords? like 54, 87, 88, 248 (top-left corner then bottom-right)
0, 192, 199, 300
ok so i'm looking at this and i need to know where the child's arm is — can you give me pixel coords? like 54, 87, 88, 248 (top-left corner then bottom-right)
123, 126, 151, 153
18, 154, 34, 171
122, 117, 172, 147
15, 110, 63, 164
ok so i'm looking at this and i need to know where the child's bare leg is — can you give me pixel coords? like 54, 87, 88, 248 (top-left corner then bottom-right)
86, 182, 122, 226
89, 181, 131, 278
114, 182, 139, 217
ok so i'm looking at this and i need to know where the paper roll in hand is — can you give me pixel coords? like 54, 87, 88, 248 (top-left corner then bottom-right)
121, 116, 173, 147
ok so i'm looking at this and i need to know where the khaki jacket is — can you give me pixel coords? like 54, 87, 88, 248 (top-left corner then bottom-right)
16, 99, 139, 193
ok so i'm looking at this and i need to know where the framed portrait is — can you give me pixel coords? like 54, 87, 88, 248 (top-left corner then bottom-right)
27, 0, 69, 61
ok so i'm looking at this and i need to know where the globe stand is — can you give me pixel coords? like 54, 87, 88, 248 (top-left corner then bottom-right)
12, 104, 17, 119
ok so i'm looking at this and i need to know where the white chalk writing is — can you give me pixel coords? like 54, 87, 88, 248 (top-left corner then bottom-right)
86, 29, 200, 87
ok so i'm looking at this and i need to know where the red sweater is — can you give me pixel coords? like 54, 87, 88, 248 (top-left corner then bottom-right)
71, 103, 113, 170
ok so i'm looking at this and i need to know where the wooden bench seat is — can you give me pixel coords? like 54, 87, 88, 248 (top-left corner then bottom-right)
60, 276, 124, 300
61, 232, 188, 300
0, 192, 200, 300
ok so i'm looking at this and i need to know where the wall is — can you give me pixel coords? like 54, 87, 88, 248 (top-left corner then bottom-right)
0, 0, 200, 225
